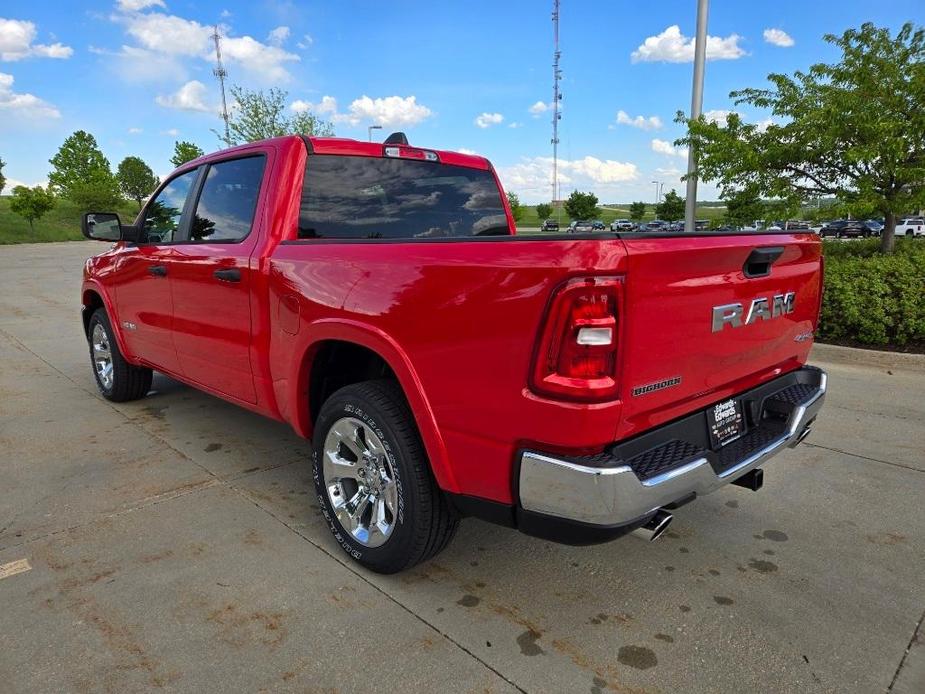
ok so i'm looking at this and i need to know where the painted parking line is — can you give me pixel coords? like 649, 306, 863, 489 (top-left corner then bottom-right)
0, 558, 32, 581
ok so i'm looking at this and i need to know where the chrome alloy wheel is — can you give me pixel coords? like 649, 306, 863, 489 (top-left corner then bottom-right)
322, 417, 398, 548
91, 322, 114, 390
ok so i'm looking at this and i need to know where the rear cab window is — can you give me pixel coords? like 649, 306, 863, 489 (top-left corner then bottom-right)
298, 155, 509, 240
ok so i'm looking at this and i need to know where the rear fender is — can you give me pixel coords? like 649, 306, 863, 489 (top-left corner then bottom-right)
290, 318, 458, 494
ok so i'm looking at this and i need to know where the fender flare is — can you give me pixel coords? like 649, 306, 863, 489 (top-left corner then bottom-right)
81, 280, 138, 366
289, 318, 459, 494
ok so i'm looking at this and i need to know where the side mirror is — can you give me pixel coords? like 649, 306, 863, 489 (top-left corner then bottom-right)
81, 213, 140, 242
82, 212, 122, 241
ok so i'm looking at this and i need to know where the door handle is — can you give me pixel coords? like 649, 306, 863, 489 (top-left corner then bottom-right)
148, 265, 167, 277
213, 268, 241, 283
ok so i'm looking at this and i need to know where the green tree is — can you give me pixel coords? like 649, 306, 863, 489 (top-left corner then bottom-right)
117, 156, 159, 210
220, 86, 335, 145
723, 184, 766, 227
564, 190, 600, 220
629, 201, 647, 220
679, 23, 925, 253
535, 202, 553, 220
10, 185, 55, 232
48, 130, 122, 209
170, 141, 204, 168
0, 157, 6, 195
656, 189, 685, 221
506, 191, 524, 222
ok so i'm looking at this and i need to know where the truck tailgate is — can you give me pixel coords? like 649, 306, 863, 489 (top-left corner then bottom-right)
615, 233, 822, 438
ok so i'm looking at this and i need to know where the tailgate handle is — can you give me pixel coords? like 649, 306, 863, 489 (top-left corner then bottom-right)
744, 246, 784, 278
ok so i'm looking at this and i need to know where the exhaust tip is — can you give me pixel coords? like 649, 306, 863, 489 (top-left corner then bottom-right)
796, 426, 813, 444
630, 509, 673, 542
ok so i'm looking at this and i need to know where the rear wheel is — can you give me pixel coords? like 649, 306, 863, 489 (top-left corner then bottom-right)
88, 308, 152, 402
907, 230, 914, 238
312, 380, 458, 573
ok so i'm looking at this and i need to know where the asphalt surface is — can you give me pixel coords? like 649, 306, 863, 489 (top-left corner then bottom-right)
1, 241, 923, 694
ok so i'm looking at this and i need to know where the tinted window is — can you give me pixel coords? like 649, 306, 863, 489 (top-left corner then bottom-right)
143, 169, 198, 243
298, 155, 508, 239
189, 156, 265, 242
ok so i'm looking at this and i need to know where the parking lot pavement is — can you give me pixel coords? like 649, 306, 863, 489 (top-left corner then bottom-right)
1, 241, 923, 693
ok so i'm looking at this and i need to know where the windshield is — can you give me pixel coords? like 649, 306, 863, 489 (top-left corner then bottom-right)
298, 154, 509, 239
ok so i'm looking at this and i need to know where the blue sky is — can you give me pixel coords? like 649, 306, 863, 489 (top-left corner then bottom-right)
0, 0, 920, 203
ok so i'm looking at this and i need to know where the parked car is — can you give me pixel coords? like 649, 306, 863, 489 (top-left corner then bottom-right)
591, 220, 606, 231
541, 218, 559, 232
820, 220, 868, 238
610, 219, 634, 232
79, 133, 826, 573
570, 220, 595, 233
862, 220, 883, 237
642, 220, 667, 232
896, 217, 925, 237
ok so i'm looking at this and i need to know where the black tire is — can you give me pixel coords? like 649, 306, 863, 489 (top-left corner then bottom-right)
907, 230, 914, 238
312, 380, 458, 574
87, 308, 152, 402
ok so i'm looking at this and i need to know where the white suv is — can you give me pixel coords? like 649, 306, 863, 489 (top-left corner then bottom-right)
896, 218, 924, 237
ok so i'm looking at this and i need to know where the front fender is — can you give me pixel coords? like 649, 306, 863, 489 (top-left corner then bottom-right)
81, 279, 138, 365
288, 318, 459, 495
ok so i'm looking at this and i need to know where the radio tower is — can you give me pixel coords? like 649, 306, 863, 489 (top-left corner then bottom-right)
551, 0, 562, 208
212, 25, 230, 144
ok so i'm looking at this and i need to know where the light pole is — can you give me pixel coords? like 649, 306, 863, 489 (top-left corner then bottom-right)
684, 0, 709, 232
368, 124, 383, 142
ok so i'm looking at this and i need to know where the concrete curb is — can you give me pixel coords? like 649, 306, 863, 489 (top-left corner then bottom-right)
811, 342, 925, 373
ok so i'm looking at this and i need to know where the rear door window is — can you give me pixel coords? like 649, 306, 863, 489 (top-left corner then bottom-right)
188, 156, 266, 242
298, 155, 509, 239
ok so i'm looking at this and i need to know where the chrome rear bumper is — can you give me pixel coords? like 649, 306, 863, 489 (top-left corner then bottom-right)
518, 366, 826, 528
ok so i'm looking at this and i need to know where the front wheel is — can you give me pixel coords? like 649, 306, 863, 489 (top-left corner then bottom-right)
88, 308, 152, 402
312, 380, 458, 573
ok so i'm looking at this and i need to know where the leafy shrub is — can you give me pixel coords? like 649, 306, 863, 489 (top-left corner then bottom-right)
819, 239, 925, 346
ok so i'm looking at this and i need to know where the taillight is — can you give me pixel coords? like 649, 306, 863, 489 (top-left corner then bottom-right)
531, 277, 622, 402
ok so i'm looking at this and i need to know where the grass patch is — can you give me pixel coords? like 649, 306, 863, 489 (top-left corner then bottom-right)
0, 196, 138, 245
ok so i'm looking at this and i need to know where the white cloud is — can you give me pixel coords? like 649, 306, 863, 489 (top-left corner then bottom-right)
128, 127, 142, 133
528, 100, 551, 116
296, 34, 313, 49
334, 95, 433, 127
631, 25, 745, 63
117, 0, 166, 10
475, 112, 504, 128
116, 10, 299, 82
615, 110, 663, 131
155, 80, 211, 112
0, 71, 60, 119
0, 18, 73, 61
763, 28, 794, 47
651, 138, 689, 159
508, 121, 522, 129
161, 128, 180, 136
457, 148, 479, 155
291, 95, 337, 115
498, 155, 638, 200
267, 26, 290, 46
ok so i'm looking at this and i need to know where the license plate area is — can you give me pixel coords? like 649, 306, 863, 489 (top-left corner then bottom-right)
707, 398, 745, 448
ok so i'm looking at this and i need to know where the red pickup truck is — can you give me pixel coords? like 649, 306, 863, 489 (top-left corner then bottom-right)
81, 134, 826, 573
